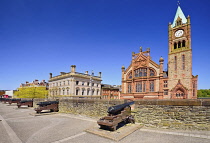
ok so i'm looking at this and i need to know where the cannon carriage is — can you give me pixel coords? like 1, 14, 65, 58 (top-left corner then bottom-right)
17, 100, 33, 108
8, 98, 21, 105
97, 101, 135, 131
34, 101, 59, 113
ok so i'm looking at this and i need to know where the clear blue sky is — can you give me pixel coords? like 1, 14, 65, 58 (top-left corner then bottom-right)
0, 0, 210, 90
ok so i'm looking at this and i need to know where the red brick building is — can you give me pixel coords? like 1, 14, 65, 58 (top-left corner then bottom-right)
101, 84, 121, 99
121, 6, 198, 100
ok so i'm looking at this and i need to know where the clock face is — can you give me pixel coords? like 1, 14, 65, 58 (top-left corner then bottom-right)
175, 30, 184, 37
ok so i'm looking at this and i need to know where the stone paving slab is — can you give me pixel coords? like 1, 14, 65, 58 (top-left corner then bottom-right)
29, 112, 59, 116
86, 123, 143, 141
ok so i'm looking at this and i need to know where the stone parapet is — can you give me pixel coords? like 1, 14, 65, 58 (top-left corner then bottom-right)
33, 98, 210, 130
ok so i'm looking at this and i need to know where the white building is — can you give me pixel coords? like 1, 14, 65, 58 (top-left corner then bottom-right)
5, 90, 14, 97
48, 65, 102, 98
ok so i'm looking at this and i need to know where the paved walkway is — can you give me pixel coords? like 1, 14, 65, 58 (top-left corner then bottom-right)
0, 102, 210, 143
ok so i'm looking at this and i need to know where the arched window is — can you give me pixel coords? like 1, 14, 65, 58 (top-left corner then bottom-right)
87, 88, 90, 95
97, 89, 99, 95
63, 89, 65, 95
178, 41, 181, 48
174, 56, 177, 71
174, 42, 177, 49
134, 68, 147, 77
92, 89, 95, 95
149, 81, 154, 92
128, 72, 132, 79
76, 88, 80, 95
182, 55, 185, 70
182, 40, 186, 47
67, 88, 69, 95
128, 84, 132, 93
150, 69, 155, 76
82, 88, 85, 95
136, 82, 142, 92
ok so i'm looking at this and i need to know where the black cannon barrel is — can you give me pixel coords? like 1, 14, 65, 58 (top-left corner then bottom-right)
107, 101, 134, 114
11, 99, 21, 101
20, 100, 33, 103
37, 101, 59, 106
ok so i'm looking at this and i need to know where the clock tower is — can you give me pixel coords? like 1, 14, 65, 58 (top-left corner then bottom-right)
168, 5, 197, 99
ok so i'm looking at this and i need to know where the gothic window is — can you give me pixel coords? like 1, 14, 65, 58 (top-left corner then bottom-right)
164, 90, 168, 95
92, 89, 95, 95
176, 20, 182, 26
136, 82, 142, 92
63, 81, 65, 85
174, 56, 177, 71
128, 84, 132, 93
182, 40, 186, 47
82, 82, 84, 86
164, 80, 168, 88
135, 69, 139, 77
143, 81, 146, 92
182, 55, 185, 70
134, 68, 147, 77
149, 81, 154, 92
174, 42, 177, 49
178, 41, 181, 48
150, 69, 155, 76
128, 72, 132, 79
87, 82, 90, 86
97, 89, 99, 95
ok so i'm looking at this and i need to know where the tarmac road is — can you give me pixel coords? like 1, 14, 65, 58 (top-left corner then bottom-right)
0, 102, 210, 143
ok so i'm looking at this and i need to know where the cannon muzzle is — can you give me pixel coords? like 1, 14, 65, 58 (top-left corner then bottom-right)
107, 101, 134, 115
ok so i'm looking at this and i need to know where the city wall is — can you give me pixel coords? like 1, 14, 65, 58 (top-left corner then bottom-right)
33, 99, 210, 130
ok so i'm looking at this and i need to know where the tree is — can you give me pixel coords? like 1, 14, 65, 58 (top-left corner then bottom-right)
14, 86, 48, 98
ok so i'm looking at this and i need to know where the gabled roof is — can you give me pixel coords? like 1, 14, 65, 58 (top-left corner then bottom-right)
172, 6, 187, 28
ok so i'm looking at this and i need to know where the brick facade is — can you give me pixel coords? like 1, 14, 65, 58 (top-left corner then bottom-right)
121, 6, 198, 100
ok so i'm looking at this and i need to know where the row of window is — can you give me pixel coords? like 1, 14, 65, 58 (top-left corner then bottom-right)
51, 81, 100, 87
174, 40, 186, 49
127, 80, 168, 93
128, 68, 155, 79
174, 55, 185, 71
127, 80, 155, 93
50, 88, 100, 96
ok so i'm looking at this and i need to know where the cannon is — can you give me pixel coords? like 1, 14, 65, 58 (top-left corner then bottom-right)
8, 98, 21, 105
34, 101, 59, 113
4, 98, 11, 104
17, 100, 33, 108
97, 101, 135, 131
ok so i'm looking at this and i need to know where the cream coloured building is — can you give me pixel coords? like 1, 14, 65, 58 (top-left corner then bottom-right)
48, 65, 102, 98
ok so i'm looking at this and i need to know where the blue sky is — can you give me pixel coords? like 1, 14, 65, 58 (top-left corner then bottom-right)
0, 0, 210, 90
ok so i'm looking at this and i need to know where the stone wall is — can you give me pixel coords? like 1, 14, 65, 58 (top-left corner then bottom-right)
33, 98, 210, 130
59, 99, 124, 117
135, 100, 210, 130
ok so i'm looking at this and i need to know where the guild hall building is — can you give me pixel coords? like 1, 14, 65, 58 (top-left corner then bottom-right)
121, 6, 198, 100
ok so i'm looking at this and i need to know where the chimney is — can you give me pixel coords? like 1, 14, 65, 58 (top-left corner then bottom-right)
98, 72, 102, 78
71, 65, 76, 73
60, 72, 65, 75
49, 73, 52, 79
